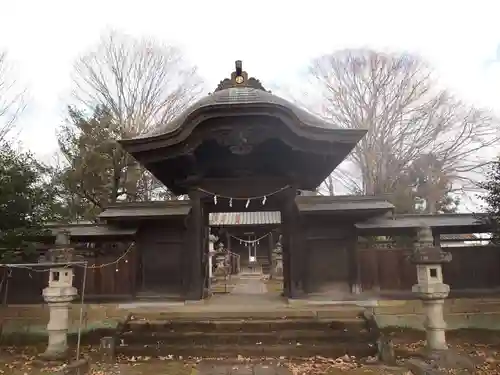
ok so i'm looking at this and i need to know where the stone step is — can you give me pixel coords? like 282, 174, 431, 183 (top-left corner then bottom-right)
116, 342, 376, 359
124, 318, 364, 333
210, 286, 235, 294
125, 308, 364, 321
116, 312, 373, 359
238, 274, 263, 278
119, 329, 370, 346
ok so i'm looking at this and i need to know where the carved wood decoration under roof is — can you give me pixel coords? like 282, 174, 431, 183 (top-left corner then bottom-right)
214, 60, 268, 92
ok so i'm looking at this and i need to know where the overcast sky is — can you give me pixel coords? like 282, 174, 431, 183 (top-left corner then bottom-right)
1, 0, 499, 169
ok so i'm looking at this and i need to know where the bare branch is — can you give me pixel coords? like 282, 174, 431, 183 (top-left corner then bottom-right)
303, 49, 499, 211
0, 51, 27, 141
55, 32, 200, 218
71, 30, 204, 136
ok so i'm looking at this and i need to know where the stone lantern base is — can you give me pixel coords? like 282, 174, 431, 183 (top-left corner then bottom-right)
40, 286, 77, 360
405, 227, 477, 373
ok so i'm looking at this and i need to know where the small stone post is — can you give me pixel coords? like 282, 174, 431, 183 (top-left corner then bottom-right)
39, 230, 78, 360
410, 227, 452, 353
100, 336, 116, 364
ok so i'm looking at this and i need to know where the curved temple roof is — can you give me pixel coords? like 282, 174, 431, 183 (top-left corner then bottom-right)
118, 61, 367, 193
121, 60, 365, 146
147, 86, 339, 137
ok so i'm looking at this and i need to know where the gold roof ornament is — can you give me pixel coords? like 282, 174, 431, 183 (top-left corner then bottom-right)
214, 60, 268, 92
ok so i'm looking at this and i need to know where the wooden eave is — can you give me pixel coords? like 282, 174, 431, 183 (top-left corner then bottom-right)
209, 211, 282, 226
44, 224, 137, 239
119, 104, 366, 154
99, 201, 191, 221
355, 213, 490, 235
296, 195, 394, 218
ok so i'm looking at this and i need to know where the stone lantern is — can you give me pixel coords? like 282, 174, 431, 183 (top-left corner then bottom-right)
39, 230, 78, 360
214, 243, 227, 277
207, 233, 218, 281
272, 239, 283, 278
409, 226, 452, 352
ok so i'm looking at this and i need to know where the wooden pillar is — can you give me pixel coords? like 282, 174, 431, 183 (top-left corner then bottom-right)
282, 237, 290, 296
348, 234, 361, 294
302, 226, 311, 295
433, 231, 441, 247
282, 186, 301, 298
268, 232, 274, 277
181, 214, 190, 296
296, 210, 306, 296
226, 230, 231, 250
203, 223, 210, 293
281, 221, 290, 296
373, 245, 381, 292
185, 190, 204, 300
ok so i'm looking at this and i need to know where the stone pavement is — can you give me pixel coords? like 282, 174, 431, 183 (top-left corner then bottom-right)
92, 361, 292, 375
197, 362, 291, 375
207, 273, 284, 307
230, 276, 267, 295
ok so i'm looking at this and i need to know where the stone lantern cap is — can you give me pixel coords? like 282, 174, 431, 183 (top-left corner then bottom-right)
410, 246, 452, 265
39, 229, 82, 264
43, 248, 83, 264
273, 241, 282, 254
215, 243, 226, 253
409, 226, 452, 265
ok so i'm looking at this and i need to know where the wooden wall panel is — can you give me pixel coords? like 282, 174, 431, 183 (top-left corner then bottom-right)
357, 246, 500, 292
5, 244, 137, 304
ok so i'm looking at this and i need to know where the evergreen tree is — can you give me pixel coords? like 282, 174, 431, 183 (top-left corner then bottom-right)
54, 105, 174, 222
0, 144, 61, 261
479, 157, 500, 244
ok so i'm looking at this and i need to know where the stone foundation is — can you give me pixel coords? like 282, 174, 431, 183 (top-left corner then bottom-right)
0, 303, 128, 336
2, 298, 500, 337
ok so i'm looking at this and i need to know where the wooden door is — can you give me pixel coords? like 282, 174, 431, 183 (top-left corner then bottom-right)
139, 222, 183, 295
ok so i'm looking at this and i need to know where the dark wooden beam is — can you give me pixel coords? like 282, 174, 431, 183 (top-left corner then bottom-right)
185, 190, 204, 300
347, 237, 360, 294
300, 218, 311, 295
268, 231, 274, 276
282, 186, 302, 298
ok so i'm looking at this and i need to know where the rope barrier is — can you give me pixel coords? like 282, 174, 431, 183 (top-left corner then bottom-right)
198, 185, 290, 208
0, 242, 136, 274
75, 242, 135, 270
230, 232, 272, 245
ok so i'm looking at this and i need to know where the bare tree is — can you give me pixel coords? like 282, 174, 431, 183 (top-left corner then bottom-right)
0, 51, 27, 140
307, 49, 498, 211
55, 31, 204, 209
72, 30, 203, 136
319, 175, 335, 196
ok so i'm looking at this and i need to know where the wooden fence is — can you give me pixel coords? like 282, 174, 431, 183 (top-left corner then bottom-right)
357, 245, 500, 292
3, 244, 500, 304
357, 247, 416, 291
2, 245, 137, 304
